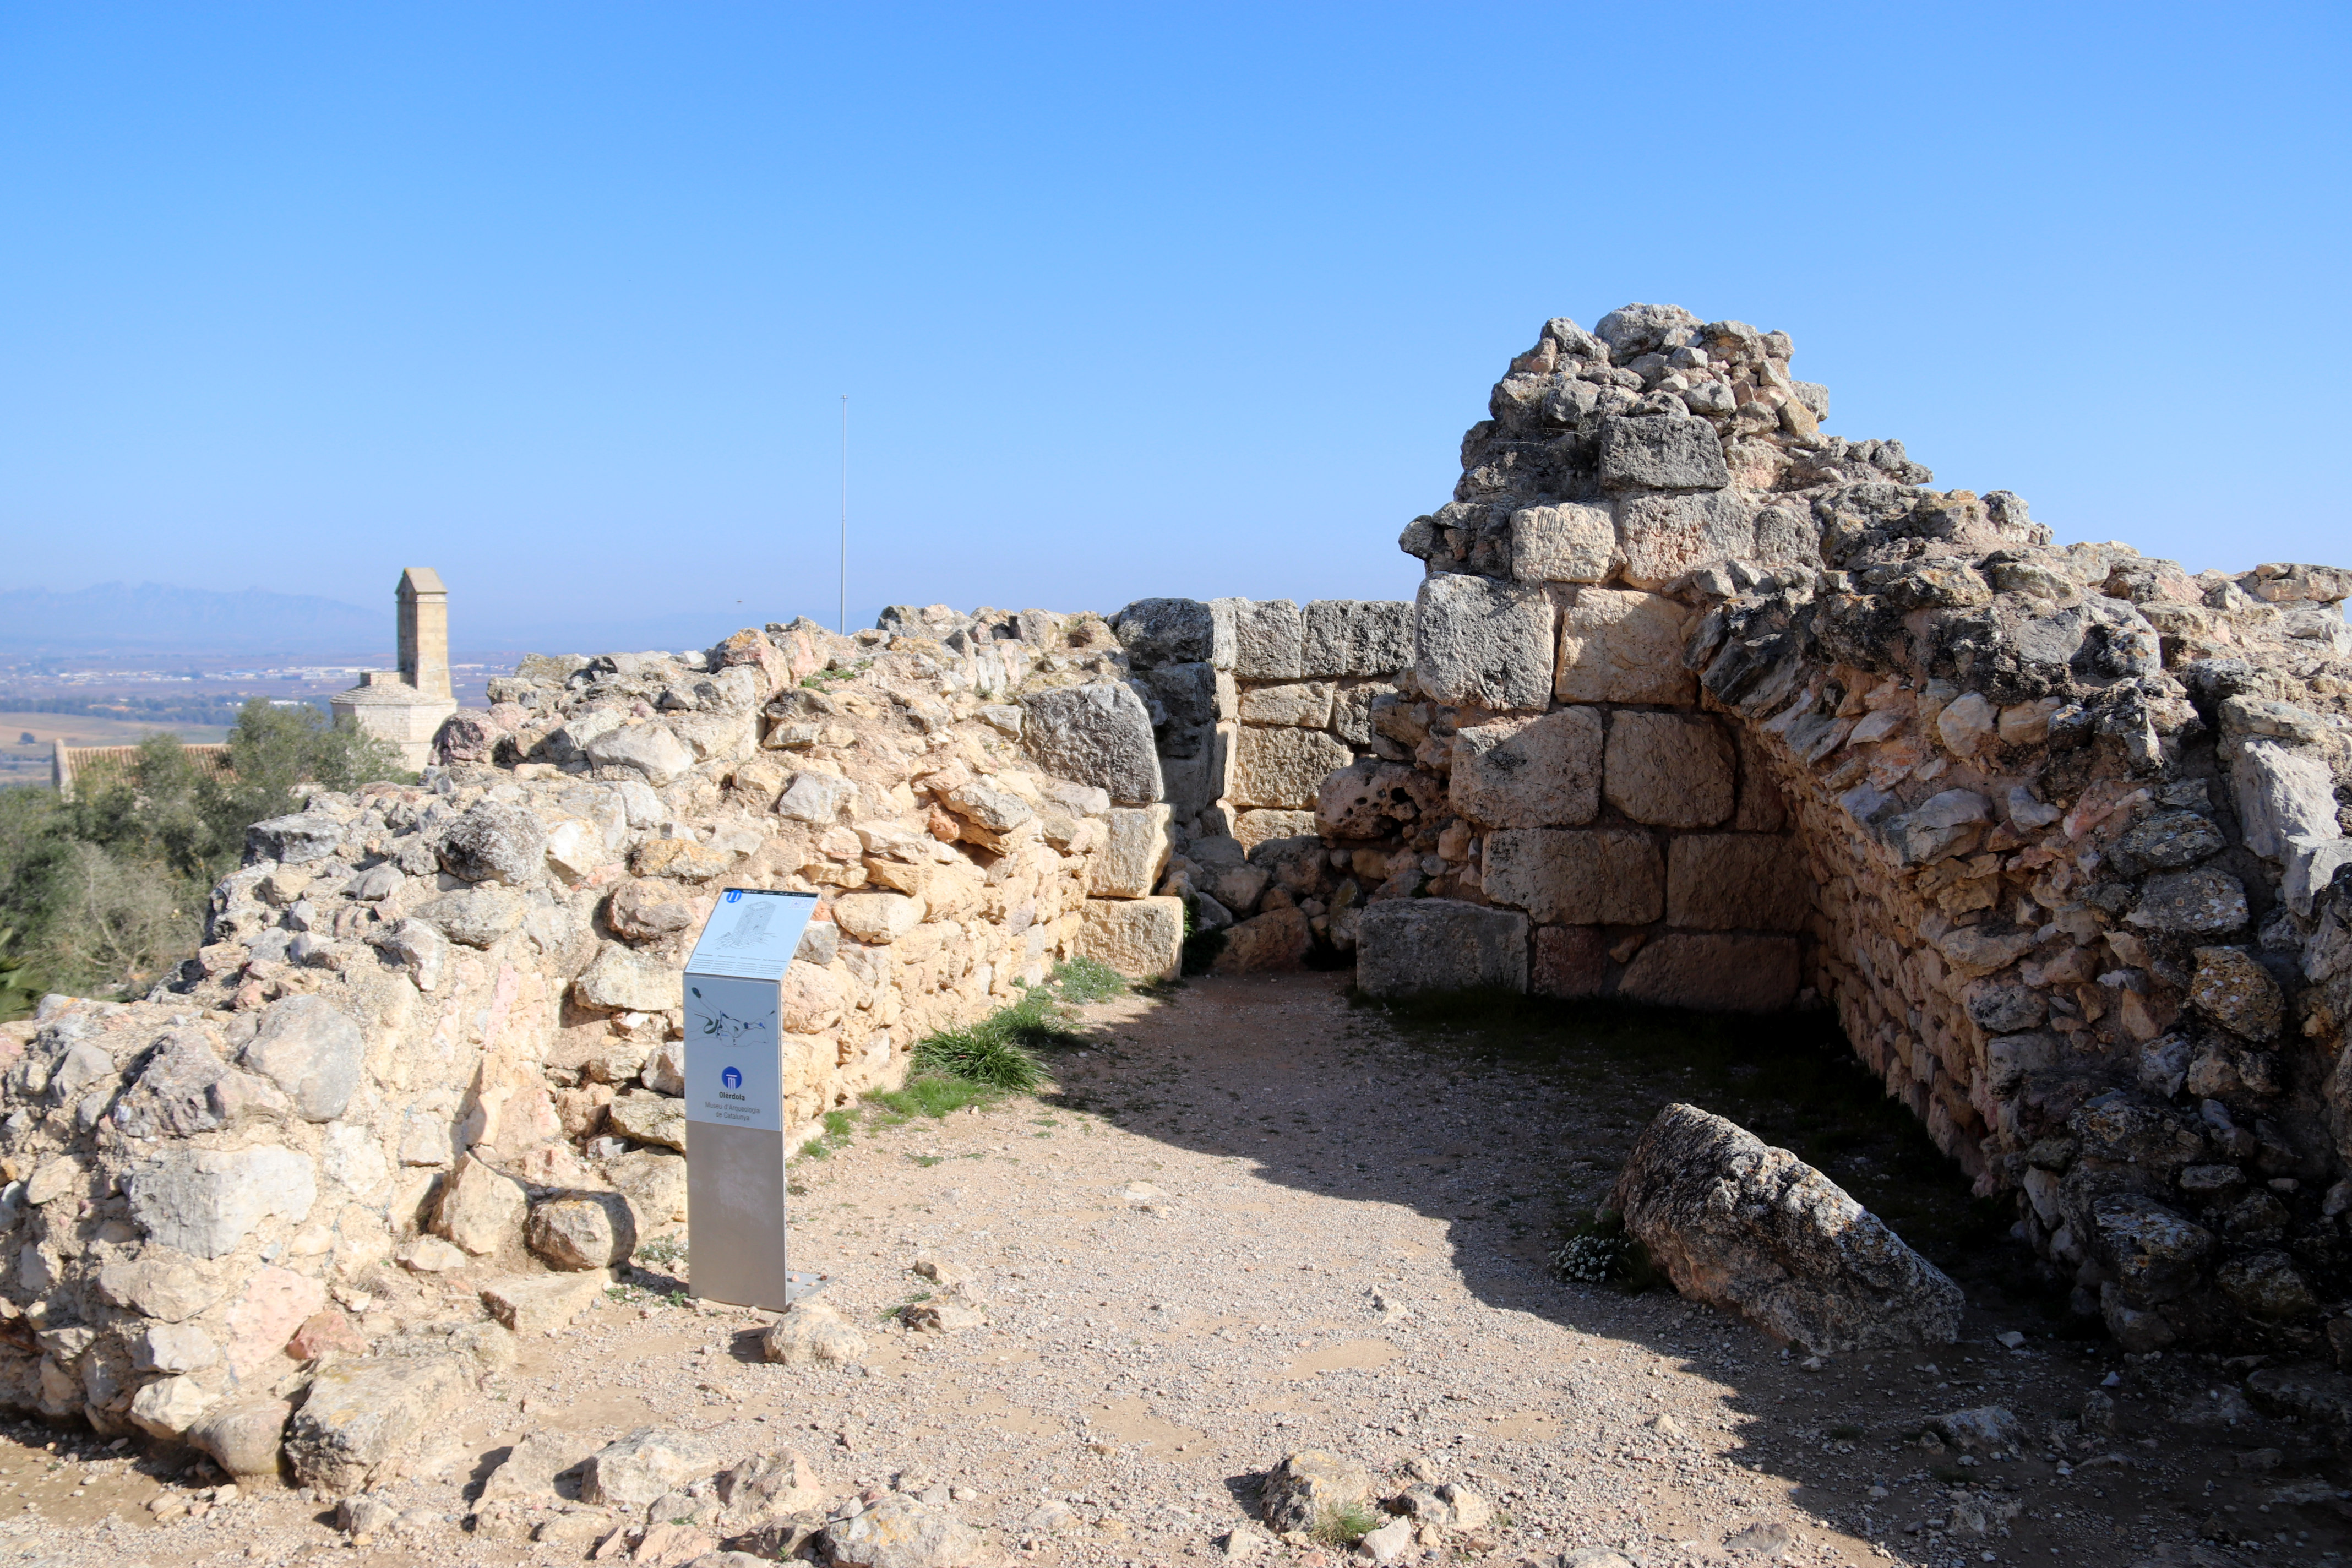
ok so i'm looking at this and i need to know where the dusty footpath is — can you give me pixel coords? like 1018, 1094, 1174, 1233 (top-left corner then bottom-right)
0, 974, 2344, 1568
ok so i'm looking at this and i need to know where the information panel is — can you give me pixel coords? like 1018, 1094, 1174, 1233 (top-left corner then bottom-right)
680, 888, 817, 1312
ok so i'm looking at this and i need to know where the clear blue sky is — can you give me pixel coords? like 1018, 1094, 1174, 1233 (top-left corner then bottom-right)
3, 4, 2345, 650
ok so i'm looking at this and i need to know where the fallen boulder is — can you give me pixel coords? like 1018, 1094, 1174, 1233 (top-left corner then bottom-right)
1259, 1450, 1373, 1533
1611, 1102, 1962, 1353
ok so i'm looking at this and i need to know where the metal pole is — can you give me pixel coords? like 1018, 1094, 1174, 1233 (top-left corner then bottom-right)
839, 395, 848, 635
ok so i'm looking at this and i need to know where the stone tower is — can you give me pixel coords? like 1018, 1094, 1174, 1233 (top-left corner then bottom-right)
333, 567, 458, 771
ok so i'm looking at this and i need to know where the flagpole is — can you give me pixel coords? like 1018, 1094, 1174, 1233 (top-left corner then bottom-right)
839, 395, 848, 635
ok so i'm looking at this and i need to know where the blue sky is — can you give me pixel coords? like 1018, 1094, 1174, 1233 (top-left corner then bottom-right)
3, 4, 2345, 650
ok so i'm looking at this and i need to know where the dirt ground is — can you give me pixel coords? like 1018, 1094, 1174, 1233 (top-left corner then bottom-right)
0, 972, 2345, 1568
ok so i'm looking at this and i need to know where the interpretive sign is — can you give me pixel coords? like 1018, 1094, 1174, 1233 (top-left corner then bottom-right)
682, 887, 818, 1311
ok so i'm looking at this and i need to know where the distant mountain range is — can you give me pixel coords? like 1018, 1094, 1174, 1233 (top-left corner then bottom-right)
0, 582, 798, 662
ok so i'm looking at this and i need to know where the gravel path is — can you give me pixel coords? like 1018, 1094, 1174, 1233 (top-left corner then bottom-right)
0, 973, 2343, 1567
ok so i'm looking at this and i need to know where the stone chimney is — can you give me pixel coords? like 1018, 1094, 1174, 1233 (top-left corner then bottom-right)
332, 568, 458, 771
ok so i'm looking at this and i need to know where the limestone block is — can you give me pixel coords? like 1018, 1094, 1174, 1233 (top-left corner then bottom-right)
481, 1271, 611, 1336
1532, 926, 1610, 999
1301, 600, 1414, 678
1227, 600, 1305, 680
436, 801, 549, 886
127, 1374, 212, 1441
607, 1091, 689, 1152
777, 770, 859, 824
527, 1193, 638, 1270
1598, 415, 1730, 492
1482, 829, 1663, 926
576, 943, 683, 1011
1231, 727, 1355, 810
1510, 503, 1620, 584
2189, 946, 2283, 1041
1234, 809, 1318, 855
1087, 806, 1174, 899
1260, 1450, 1374, 1533
2127, 867, 2249, 935
188, 1395, 296, 1482
239, 994, 364, 1122
1021, 683, 1165, 805
1076, 897, 1183, 981
1604, 713, 1734, 828
126, 1146, 317, 1261
245, 812, 343, 866
222, 1264, 328, 1376
2234, 740, 2340, 858
287, 1354, 476, 1496
824, 1493, 984, 1568
1618, 935, 1800, 1012
1158, 725, 1232, 825
1449, 710, 1603, 828
1212, 908, 1312, 972
1355, 899, 1528, 998
98, 1252, 231, 1322
1553, 588, 1697, 705
1111, 598, 1219, 670
580, 1427, 721, 1509
586, 723, 696, 787
1329, 682, 1395, 747
1617, 492, 1754, 590
606, 1148, 688, 1227
1413, 574, 1555, 712
833, 892, 925, 944
415, 885, 527, 948
1238, 682, 1334, 728
1665, 836, 1811, 931
763, 1300, 869, 1366
480, 1431, 589, 1505
1614, 1103, 1962, 1351
435, 1154, 528, 1255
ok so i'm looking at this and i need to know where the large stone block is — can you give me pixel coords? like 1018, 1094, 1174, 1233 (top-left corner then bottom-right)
1111, 599, 1218, 669
1234, 808, 1319, 855
1482, 829, 1663, 925
1554, 588, 1698, 704
241, 993, 365, 1122
1449, 709, 1603, 828
1532, 926, 1610, 998
1302, 601, 1414, 678
1598, 415, 1730, 491
1231, 727, 1355, 810
1211, 907, 1312, 972
1509, 503, 1620, 584
287, 1354, 476, 1496
1613, 1103, 1962, 1352
1237, 682, 1333, 728
2233, 739, 2340, 858
126, 1146, 317, 1261
1413, 574, 1555, 712
1605, 713, 1734, 828
1617, 492, 1755, 590
1356, 899, 1528, 998
1020, 683, 1164, 806
1087, 805, 1173, 899
1223, 600, 1305, 680
1665, 836, 1812, 931
1618, 935, 1799, 1011
1076, 897, 1183, 981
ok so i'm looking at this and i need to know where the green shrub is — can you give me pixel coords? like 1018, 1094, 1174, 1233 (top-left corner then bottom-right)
1047, 956, 1126, 1004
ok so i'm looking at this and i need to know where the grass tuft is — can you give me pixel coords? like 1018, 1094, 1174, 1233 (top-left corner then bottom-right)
1048, 955, 1127, 1004
1308, 1502, 1382, 1549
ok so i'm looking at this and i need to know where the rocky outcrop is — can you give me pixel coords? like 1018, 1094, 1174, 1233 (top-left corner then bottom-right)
1614, 1103, 1963, 1352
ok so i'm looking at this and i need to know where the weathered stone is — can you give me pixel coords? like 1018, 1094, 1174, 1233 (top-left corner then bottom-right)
824, 1493, 984, 1568
1928, 1407, 2020, 1453
1087, 806, 1173, 899
1226, 600, 1305, 680
1234, 808, 1319, 854
2128, 867, 2249, 934
1664, 836, 1810, 931
1532, 926, 1610, 999
482, 1271, 610, 1335
1357, 900, 1528, 998
1618, 935, 1800, 1012
2113, 809, 2226, 870
763, 1300, 868, 1366
1604, 713, 1734, 828
2189, 946, 2284, 1041
223, 1265, 327, 1376
112, 1033, 284, 1140
126, 1374, 211, 1441
580, 1428, 718, 1509
1929, 923, 2035, 977
1450, 709, 1602, 829
1553, 589, 1696, 704
415, 884, 528, 948
1300, 600, 1414, 678
239, 993, 365, 1122
480, 1430, 586, 1504
2093, 1194, 2213, 1307
586, 723, 696, 786
1112, 598, 1218, 669
1413, 574, 1555, 712
834, 892, 924, 944
126, 1146, 316, 1261
188, 1395, 296, 1482
1076, 897, 1183, 981
1259, 1451, 1373, 1533
527, 1193, 637, 1270
606, 1148, 688, 1227
608, 1091, 689, 1152
132, 1320, 217, 1375
1211, 908, 1313, 973
2215, 1250, 2318, 1323
1598, 415, 1729, 492
1231, 727, 1355, 810
436, 801, 548, 885
1236, 682, 1333, 728
1020, 684, 1164, 805
1614, 1103, 1962, 1352
1316, 761, 1425, 841
2234, 741, 2340, 858
1483, 829, 1663, 926
97, 1249, 231, 1322
776, 770, 860, 824
1616, 492, 1753, 590
435, 1153, 529, 1254
287, 1354, 476, 1496
576, 943, 683, 1011
1510, 503, 1619, 584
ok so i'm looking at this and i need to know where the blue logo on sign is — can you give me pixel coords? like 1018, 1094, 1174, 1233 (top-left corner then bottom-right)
721, 1066, 743, 1090
725, 889, 742, 902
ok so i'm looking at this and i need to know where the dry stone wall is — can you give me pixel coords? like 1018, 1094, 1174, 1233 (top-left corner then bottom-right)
1360, 302, 2352, 1357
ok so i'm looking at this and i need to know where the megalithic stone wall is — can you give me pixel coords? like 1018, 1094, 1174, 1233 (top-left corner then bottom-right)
1353, 302, 2352, 1357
